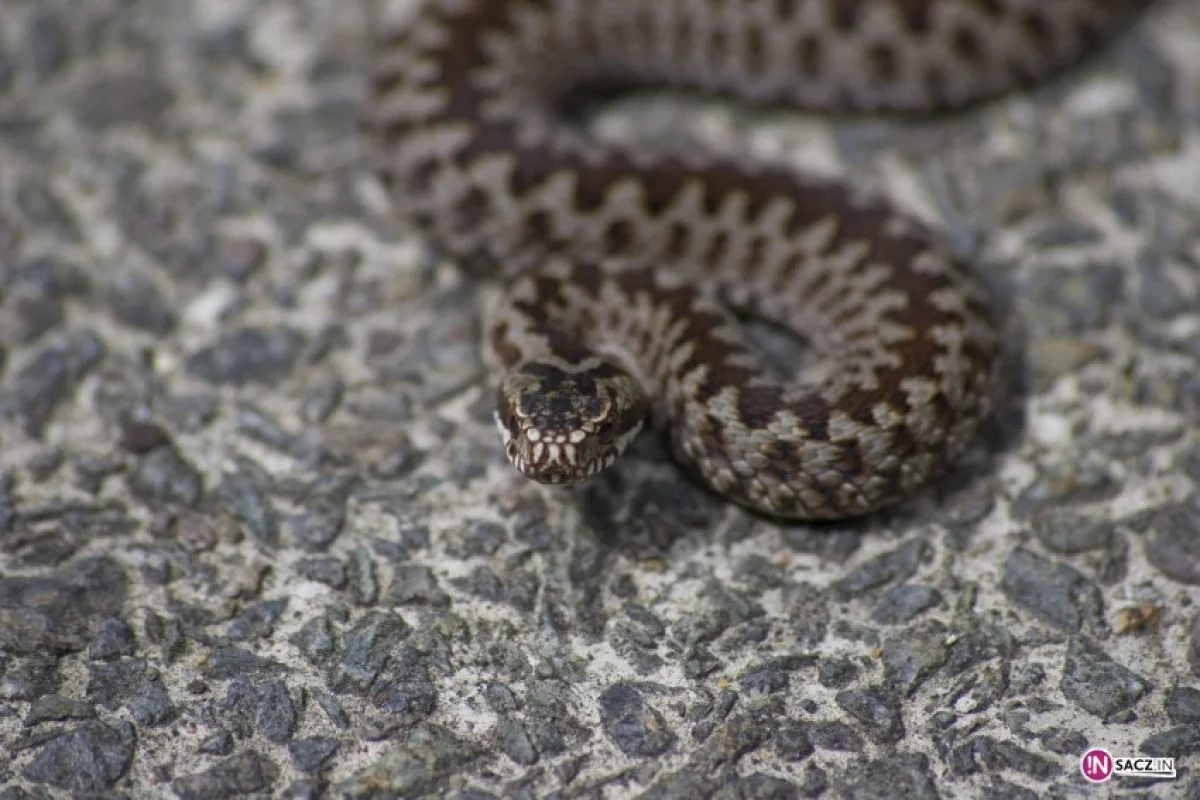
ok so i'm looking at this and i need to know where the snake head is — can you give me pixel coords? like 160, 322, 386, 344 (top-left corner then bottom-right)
495, 360, 647, 485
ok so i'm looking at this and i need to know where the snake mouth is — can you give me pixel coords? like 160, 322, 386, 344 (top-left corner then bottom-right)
507, 444, 616, 486
495, 411, 621, 485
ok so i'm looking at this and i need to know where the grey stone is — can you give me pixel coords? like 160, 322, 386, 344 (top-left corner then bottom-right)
1146, 494, 1200, 584
598, 683, 675, 757
21, 720, 135, 792
1000, 548, 1104, 634
1061, 636, 1150, 719
173, 752, 280, 800
835, 686, 904, 744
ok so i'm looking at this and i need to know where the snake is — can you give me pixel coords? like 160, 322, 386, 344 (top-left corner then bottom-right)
365, 0, 1150, 520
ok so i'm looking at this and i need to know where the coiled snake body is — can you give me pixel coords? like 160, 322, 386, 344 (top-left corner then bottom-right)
367, 0, 1148, 519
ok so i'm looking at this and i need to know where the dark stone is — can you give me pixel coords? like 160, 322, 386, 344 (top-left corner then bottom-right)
289, 737, 339, 773
127, 444, 203, 507
1038, 726, 1088, 756
1140, 725, 1200, 757
27, 11, 71, 73
313, 690, 350, 729
967, 736, 1062, 779
186, 327, 307, 386
329, 611, 410, 695
225, 599, 288, 643
339, 724, 481, 798
0, 654, 60, 700
119, 420, 171, 454
173, 752, 280, 800
348, 547, 379, 606
486, 682, 519, 714
948, 662, 1007, 715
1060, 636, 1150, 719
370, 648, 437, 724
127, 676, 175, 725
448, 519, 508, 557
14, 181, 80, 241
805, 720, 864, 752
882, 621, 948, 695
0, 556, 128, 655
773, 720, 815, 760
1031, 509, 1115, 553
873, 584, 943, 625
200, 646, 285, 681
944, 626, 1014, 677
598, 683, 675, 757
1000, 548, 1104, 633
832, 540, 930, 598
0, 331, 104, 438
85, 657, 148, 710
295, 557, 347, 589
739, 665, 790, 696
1190, 611, 1200, 677
835, 686, 904, 744
289, 480, 351, 550
843, 753, 938, 800
1146, 495, 1200, 584
197, 729, 234, 756
164, 393, 219, 432
256, 678, 298, 743
219, 468, 279, 547
106, 271, 175, 334
23, 694, 96, 725
1166, 687, 1200, 724
980, 778, 1038, 800
291, 617, 337, 665
87, 616, 136, 661
735, 773, 801, 800
456, 566, 505, 602
21, 720, 135, 792
496, 717, 539, 765
817, 656, 859, 689
704, 713, 771, 766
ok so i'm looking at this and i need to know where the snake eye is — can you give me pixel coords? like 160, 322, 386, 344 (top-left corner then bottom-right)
506, 411, 521, 438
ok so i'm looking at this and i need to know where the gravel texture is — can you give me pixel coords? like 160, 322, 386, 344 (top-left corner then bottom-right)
1, 0, 1199, 797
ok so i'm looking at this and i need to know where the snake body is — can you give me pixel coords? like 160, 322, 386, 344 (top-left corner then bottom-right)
367, 0, 1148, 519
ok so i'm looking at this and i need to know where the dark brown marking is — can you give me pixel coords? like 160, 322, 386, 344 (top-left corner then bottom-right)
491, 320, 522, 366
605, 219, 635, 254
409, 158, 440, 194
795, 35, 822, 78
666, 223, 690, 260
923, 64, 947, 102
454, 186, 490, 228
744, 27, 766, 76
570, 261, 606, 296
521, 210, 554, 246
950, 24, 985, 65
710, 28, 729, 62
831, 2, 859, 32
743, 236, 767, 280
897, 1, 931, 34
974, 0, 1004, 18
867, 42, 898, 82
703, 232, 730, 271
1020, 10, 1055, 51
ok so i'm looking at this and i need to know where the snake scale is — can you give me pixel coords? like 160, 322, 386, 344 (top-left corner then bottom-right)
366, 0, 1150, 520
